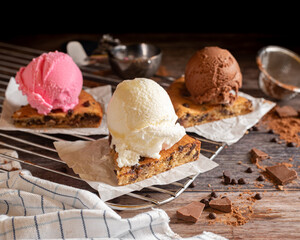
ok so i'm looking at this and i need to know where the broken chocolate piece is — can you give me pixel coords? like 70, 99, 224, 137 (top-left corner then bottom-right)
209, 197, 232, 213
182, 103, 190, 108
67, 109, 73, 117
275, 106, 298, 118
254, 193, 262, 200
231, 179, 237, 185
250, 126, 259, 131
250, 148, 269, 163
267, 129, 274, 134
176, 201, 205, 223
211, 191, 218, 198
286, 142, 297, 147
257, 175, 265, 181
238, 178, 247, 185
270, 137, 280, 143
223, 171, 231, 185
82, 100, 90, 107
208, 212, 217, 219
266, 165, 297, 185
200, 198, 210, 208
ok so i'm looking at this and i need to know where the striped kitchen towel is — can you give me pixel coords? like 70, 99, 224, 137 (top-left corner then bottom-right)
0, 170, 227, 239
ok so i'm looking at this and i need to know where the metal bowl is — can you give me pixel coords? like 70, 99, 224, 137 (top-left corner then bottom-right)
257, 45, 300, 100
108, 43, 162, 79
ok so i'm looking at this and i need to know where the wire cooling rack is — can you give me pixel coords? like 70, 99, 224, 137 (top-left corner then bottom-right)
0, 42, 225, 210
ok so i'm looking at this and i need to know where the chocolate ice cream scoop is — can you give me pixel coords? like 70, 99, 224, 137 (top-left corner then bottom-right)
185, 46, 242, 105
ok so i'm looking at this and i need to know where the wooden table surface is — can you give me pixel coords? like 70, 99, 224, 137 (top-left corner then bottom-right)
1, 33, 300, 239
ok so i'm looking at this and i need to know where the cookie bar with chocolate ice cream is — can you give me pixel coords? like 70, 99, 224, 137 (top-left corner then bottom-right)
168, 47, 253, 128
168, 77, 253, 128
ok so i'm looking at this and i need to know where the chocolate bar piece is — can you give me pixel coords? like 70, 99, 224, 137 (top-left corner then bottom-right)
176, 201, 205, 223
266, 165, 297, 185
250, 148, 269, 163
275, 106, 298, 118
209, 197, 232, 213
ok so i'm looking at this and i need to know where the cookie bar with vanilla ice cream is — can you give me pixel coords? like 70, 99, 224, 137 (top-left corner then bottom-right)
107, 78, 201, 186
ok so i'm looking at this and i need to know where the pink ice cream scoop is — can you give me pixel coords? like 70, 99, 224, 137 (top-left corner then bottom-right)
15, 51, 83, 115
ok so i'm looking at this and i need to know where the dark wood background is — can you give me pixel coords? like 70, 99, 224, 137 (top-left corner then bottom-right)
1, 31, 300, 239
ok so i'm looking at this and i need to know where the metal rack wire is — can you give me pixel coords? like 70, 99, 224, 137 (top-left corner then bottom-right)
0, 41, 225, 210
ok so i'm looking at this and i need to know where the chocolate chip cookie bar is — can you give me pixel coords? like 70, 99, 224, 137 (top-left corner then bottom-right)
112, 134, 201, 186
167, 77, 253, 128
12, 90, 103, 128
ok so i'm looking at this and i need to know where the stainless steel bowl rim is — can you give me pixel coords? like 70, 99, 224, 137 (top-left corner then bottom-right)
257, 45, 300, 93
109, 43, 162, 61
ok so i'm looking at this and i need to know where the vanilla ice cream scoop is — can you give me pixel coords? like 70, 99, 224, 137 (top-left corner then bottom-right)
107, 78, 186, 167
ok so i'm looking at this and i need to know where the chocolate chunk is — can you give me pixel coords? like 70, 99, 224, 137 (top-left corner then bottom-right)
67, 109, 73, 117
267, 129, 274, 134
245, 167, 253, 173
197, 114, 208, 122
176, 201, 205, 223
223, 171, 231, 178
188, 182, 196, 188
211, 191, 218, 198
51, 109, 63, 113
231, 179, 237, 185
266, 165, 297, 185
219, 108, 233, 115
178, 145, 184, 152
286, 142, 297, 147
257, 175, 265, 181
192, 151, 199, 159
223, 171, 231, 184
82, 100, 90, 107
219, 108, 229, 115
224, 177, 231, 185
182, 103, 190, 108
254, 193, 262, 200
209, 197, 232, 213
166, 155, 173, 162
208, 212, 217, 219
270, 137, 280, 143
176, 118, 184, 125
44, 115, 53, 122
275, 106, 298, 118
200, 198, 210, 208
238, 178, 246, 185
250, 126, 259, 131
250, 148, 269, 163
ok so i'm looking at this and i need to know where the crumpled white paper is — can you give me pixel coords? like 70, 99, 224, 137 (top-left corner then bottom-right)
0, 149, 22, 171
186, 92, 276, 145
0, 77, 111, 135
54, 138, 219, 201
